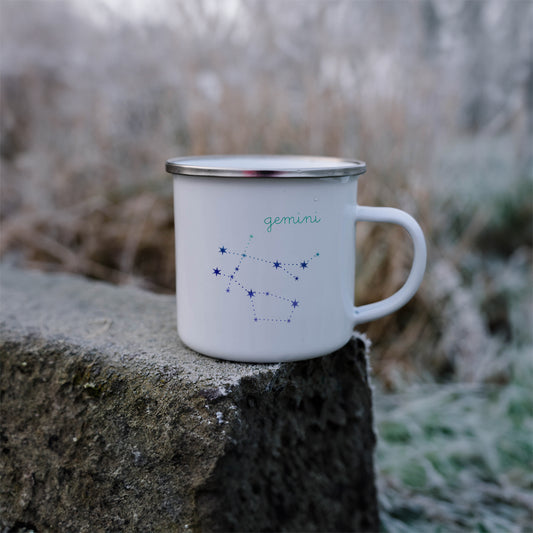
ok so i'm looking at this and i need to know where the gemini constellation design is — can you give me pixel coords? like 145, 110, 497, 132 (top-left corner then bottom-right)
211, 234, 319, 324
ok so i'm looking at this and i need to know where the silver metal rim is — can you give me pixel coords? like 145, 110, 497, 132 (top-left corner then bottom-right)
165, 154, 367, 178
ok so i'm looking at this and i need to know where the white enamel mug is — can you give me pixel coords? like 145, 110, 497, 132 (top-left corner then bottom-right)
166, 155, 426, 363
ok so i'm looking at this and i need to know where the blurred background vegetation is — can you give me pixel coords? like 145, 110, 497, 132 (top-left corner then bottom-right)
1, 0, 532, 530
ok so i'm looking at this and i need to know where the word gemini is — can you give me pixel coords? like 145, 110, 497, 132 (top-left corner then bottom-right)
264, 214, 321, 232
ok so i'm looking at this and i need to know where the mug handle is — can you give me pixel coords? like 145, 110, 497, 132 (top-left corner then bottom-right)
352, 205, 427, 325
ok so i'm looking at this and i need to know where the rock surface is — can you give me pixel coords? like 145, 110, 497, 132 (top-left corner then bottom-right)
0, 266, 378, 532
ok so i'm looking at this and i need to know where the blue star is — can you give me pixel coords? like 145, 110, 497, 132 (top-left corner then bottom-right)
226, 288, 230, 293
291, 299, 299, 308
247, 289, 256, 298
242, 253, 247, 257
316, 252, 320, 256
300, 261, 308, 269
254, 318, 258, 322
213, 268, 221, 276
295, 277, 299, 281
219, 246, 227, 254
235, 267, 239, 271
273, 261, 281, 269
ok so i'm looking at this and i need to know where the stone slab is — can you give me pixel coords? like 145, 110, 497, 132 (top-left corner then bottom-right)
0, 266, 378, 532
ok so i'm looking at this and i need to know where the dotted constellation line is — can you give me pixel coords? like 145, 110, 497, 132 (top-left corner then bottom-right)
212, 234, 318, 324
219, 239, 319, 282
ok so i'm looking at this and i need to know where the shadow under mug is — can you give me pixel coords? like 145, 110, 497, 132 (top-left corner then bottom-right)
166, 155, 427, 363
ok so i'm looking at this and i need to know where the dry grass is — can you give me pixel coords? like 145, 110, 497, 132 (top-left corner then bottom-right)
1, 0, 531, 385
1, 2, 532, 530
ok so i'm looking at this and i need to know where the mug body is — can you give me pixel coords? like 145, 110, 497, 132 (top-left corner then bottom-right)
173, 174, 358, 362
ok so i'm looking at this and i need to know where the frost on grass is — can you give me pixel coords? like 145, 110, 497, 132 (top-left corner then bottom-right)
428, 259, 496, 381
1, 1, 532, 531
375, 369, 533, 533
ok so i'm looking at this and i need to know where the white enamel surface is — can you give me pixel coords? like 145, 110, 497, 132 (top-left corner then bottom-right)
174, 176, 357, 362
173, 175, 426, 362
352, 206, 427, 325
